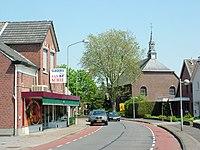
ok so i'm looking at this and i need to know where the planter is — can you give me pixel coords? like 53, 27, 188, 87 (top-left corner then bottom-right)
183, 120, 191, 126
193, 121, 200, 129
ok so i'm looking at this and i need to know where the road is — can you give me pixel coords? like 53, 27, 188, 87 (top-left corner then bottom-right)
32, 120, 181, 150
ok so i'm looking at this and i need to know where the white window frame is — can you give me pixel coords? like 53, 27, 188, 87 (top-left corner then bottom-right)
169, 86, 176, 96
50, 49, 55, 69
43, 48, 48, 73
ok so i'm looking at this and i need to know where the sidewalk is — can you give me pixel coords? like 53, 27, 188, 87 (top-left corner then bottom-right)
127, 118, 200, 150
0, 118, 89, 150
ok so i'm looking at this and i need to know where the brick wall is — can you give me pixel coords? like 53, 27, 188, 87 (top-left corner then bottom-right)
132, 72, 179, 101
0, 54, 15, 129
17, 71, 35, 127
8, 30, 64, 94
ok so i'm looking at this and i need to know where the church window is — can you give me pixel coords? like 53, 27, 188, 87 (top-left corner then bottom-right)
140, 86, 147, 96
169, 86, 176, 96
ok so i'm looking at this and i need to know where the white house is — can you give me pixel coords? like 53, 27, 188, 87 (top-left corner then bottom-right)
191, 57, 200, 117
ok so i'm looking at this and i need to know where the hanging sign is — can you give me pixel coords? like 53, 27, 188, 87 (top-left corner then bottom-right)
50, 68, 66, 83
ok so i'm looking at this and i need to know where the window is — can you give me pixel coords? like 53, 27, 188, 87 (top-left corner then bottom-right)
169, 86, 176, 96
43, 48, 48, 72
197, 82, 200, 91
140, 86, 147, 96
50, 51, 54, 69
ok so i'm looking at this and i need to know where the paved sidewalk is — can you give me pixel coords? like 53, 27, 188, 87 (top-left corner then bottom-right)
127, 118, 200, 150
0, 118, 89, 150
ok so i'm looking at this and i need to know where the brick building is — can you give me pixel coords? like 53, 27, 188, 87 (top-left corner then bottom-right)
132, 31, 179, 101
0, 21, 79, 135
118, 31, 180, 116
178, 59, 196, 115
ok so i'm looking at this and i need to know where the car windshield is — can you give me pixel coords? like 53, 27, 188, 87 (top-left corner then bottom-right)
109, 112, 119, 116
93, 110, 106, 115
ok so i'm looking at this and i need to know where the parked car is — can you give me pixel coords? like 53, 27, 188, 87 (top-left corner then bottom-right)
108, 112, 121, 121
88, 110, 108, 126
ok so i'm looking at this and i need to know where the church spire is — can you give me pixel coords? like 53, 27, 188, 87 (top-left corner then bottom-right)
148, 23, 157, 59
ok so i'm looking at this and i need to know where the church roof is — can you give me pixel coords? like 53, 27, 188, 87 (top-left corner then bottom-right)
141, 58, 172, 72
141, 28, 173, 72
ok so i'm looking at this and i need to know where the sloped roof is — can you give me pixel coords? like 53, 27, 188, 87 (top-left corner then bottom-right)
184, 59, 197, 77
0, 42, 37, 68
141, 58, 172, 72
0, 22, 6, 34
0, 21, 59, 51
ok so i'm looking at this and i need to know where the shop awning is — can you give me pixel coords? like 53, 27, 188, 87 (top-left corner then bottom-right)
42, 98, 79, 106
22, 91, 80, 106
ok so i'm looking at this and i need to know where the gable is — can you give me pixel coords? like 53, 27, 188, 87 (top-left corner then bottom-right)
0, 42, 37, 68
0, 21, 59, 52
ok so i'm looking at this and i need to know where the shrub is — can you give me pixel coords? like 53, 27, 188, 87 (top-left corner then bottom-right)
167, 116, 178, 122
184, 113, 192, 119
144, 114, 151, 118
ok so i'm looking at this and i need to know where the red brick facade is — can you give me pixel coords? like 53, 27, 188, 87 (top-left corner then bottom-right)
132, 72, 179, 101
0, 54, 15, 129
0, 21, 74, 135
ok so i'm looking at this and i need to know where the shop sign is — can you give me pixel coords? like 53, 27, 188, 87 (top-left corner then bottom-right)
50, 68, 66, 83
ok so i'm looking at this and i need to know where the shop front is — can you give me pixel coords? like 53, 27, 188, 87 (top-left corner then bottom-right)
21, 92, 79, 135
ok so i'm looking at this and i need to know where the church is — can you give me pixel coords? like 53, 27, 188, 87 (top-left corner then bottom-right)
132, 31, 179, 101
119, 30, 180, 116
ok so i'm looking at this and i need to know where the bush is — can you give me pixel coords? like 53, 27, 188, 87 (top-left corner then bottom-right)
137, 102, 156, 117
184, 113, 192, 119
119, 110, 125, 117
144, 114, 151, 118
167, 116, 178, 122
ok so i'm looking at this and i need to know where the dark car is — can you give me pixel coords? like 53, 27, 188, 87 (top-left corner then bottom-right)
88, 110, 108, 126
108, 112, 121, 121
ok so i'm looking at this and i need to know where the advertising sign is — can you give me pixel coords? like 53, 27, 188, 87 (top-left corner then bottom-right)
119, 103, 125, 111
50, 68, 66, 83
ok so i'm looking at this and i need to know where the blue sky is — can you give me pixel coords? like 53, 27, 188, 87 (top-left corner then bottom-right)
1, 0, 200, 75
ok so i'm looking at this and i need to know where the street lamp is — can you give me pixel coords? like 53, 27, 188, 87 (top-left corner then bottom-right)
133, 97, 137, 119
179, 78, 190, 131
67, 39, 89, 95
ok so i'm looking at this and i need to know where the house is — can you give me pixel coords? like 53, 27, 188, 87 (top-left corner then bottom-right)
178, 59, 197, 115
0, 21, 79, 136
191, 57, 200, 117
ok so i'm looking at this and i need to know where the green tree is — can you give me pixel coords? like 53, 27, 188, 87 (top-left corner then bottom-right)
81, 29, 143, 111
57, 65, 98, 109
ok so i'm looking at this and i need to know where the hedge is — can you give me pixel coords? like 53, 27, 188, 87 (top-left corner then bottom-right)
125, 101, 160, 118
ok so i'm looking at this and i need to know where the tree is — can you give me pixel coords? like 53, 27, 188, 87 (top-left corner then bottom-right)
57, 65, 98, 111
81, 29, 143, 111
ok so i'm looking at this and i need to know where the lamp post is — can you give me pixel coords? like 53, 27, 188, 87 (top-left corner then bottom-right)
179, 78, 190, 131
133, 97, 137, 119
67, 39, 89, 95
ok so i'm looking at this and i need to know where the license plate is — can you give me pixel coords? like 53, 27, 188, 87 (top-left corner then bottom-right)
97, 120, 102, 122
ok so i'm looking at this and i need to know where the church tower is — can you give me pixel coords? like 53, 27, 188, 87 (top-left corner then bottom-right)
147, 26, 157, 59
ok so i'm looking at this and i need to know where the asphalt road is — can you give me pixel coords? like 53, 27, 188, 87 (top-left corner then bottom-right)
52, 121, 154, 150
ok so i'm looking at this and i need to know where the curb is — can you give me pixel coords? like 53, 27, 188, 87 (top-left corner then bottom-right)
121, 118, 185, 150
158, 125, 185, 150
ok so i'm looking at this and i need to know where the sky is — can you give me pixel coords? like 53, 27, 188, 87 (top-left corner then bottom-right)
1, 0, 200, 76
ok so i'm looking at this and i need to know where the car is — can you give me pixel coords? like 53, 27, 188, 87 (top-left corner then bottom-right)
88, 110, 108, 126
108, 112, 121, 121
